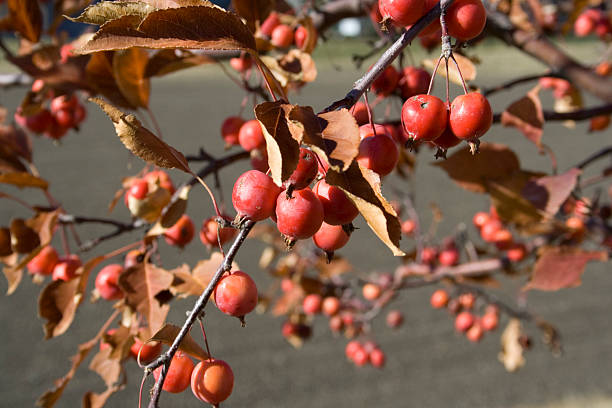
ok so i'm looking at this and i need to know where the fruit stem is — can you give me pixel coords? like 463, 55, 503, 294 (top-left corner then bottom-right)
427, 54, 443, 95
450, 54, 469, 94
363, 92, 377, 136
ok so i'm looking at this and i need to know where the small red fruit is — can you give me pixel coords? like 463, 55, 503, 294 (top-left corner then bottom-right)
492, 228, 513, 250
351, 102, 369, 125
369, 348, 386, 368
191, 359, 234, 405
50, 95, 78, 113
54, 109, 75, 128
322, 296, 341, 316
401, 219, 416, 235
362, 283, 381, 300
446, 0, 487, 41
270, 24, 294, 48
480, 218, 502, 242
432, 126, 462, 150
421, 246, 438, 264
199, 217, 237, 248
378, 0, 425, 26
294, 25, 316, 49
260, 12, 281, 37
52, 255, 82, 281
238, 119, 265, 152
153, 351, 195, 393
232, 170, 281, 221
229, 54, 252, 73
27, 246, 59, 276
144, 170, 175, 194
430, 289, 449, 309
302, 294, 322, 315
345, 340, 362, 360
284, 148, 318, 191
371, 65, 400, 96
130, 336, 163, 363
506, 243, 527, 262
449, 92, 492, 141
95, 264, 124, 301
472, 211, 490, 229
466, 322, 484, 342
221, 116, 245, 147
401, 94, 448, 143
276, 188, 324, 241
214, 271, 258, 317
313, 179, 359, 226
313, 222, 350, 252
164, 215, 195, 248
458, 292, 475, 310
124, 249, 145, 269
438, 247, 459, 266
399, 66, 431, 98
574, 10, 598, 37
480, 312, 498, 331
589, 115, 611, 132
454, 311, 475, 332
356, 129, 399, 176
386, 310, 404, 328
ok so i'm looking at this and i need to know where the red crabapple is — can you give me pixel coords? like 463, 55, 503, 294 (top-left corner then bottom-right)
492, 229, 513, 250
153, 351, 195, 393
458, 292, 475, 310
191, 359, 234, 405
352, 347, 369, 366
130, 336, 163, 363
52, 255, 82, 281
322, 296, 341, 316
401, 94, 448, 144
345, 340, 362, 360
313, 179, 359, 226
302, 294, 322, 315
270, 24, 294, 48
421, 246, 438, 264
214, 271, 258, 317
221, 116, 245, 147
95, 264, 124, 301
506, 243, 527, 262
50, 95, 78, 113
124, 249, 145, 269
199, 216, 237, 248
369, 348, 386, 368
356, 128, 399, 176
229, 54, 252, 72
144, 170, 175, 194
362, 283, 381, 300
27, 246, 59, 276
401, 219, 416, 235
276, 188, 324, 241
232, 170, 281, 221
430, 289, 449, 308
163, 215, 195, 248
294, 25, 317, 49
371, 65, 400, 96
378, 0, 425, 26
260, 12, 281, 37
454, 311, 475, 332
446, 0, 487, 41
313, 222, 350, 252
480, 312, 499, 331
238, 119, 265, 152
351, 102, 369, 126
284, 148, 318, 192
386, 310, 404, 328
399, 66, 431, 98
449, 92, 492, 142
466, 322, 484, 342
480, 218, 503, 242
472, 211, 490, 229
438, 247, 459, 266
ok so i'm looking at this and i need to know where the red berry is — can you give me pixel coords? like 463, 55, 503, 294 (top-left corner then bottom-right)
270, 24, 294, 48
362, 283, 381, 300
399, 66, 431, 98
153, 351, 194, 393
73, 103, 87, 125
369, 348, 386, 368
352, 347, 369, 366
54, 109, 75, 128
276, 188, 324, 240
322, 296, 341, 316
506, 243, 527, 262
574, 10, 598, 37
144, 170, 175, 194
221, 116, 245, 147
371, 65, 400, 96
313, 179, 359, 226
191, 359, 234, 405
250, 149, 269, 173
199, 216, 237, 248
128, 179, 149, 201
294, 25, 316, 49
480, 312, 498, 331
378, 0, 425, 26
449, 92, 492, 141
432, 126, 462, 149
31, 79, 45, 93
44, 118, 69, 140
214, 271, 258, 317
351, 102, 369, 126
345, 340, 362, 360
466, 321, 483, 342
492, 228, 513, 250
454, 311, 475, 332
446, 0, 487, 41
313, 222, 350, 252
232, 170, 281, 221
438, 248, 459, 266
329, 315, 343, 332
430, 289, 449, 308
472, 211, 490, 229
20, 108, 54, 134
401, 219, 416, 235
130, 336, 163, 363
421, 246, 438, 264
386, 310, 404, 328
164, 215, 195, 248
401, 94, 448, 143
302, 293, 322, 315
458, 292, 475, 310
480, 219, 502, 242
52, 255, 82, 281
95, 264, 124, 301
359, 123, 388, 139
27, 246, 59, 276
229, 54, 252, 72
260, 12, 280, 37
356, 129, 399, 176
50, 94, 78, 113
284, 148, 318, 191
124, 249, 145, 269
238, 119, 265, 152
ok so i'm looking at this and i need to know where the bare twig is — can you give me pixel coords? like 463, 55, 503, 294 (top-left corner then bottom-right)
493, 103, 612, 123
481, 72, 563, 96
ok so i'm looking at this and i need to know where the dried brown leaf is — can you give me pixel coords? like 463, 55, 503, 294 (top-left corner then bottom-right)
521, 168, 580, 216
38, 279, 81, 339
523, 247, 607, 291
112, 48, 150, 109
160, 185, 190, 228
500, 86, 544, 147
86, 51, 135, 109
79, 5, 256, 54
317, 109, 360, 172
233, 0, 274, 32
0, 124, 32, 163
88, 347, 123, 390
66, 1, 155, 25
1, 0, 43, 42
499, 318, 525, 372
90, 97, 191, 173
326, 163, 404, 256
150, 323, 209, 360
0, 172, 48, 189
144, 49, 214, 77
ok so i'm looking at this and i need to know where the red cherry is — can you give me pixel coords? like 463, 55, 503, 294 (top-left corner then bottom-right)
472, 211, 490, 229
199, 216, 237, 248
454, 311, 475, 332
276, 188, 324, 241
480, 312, 499, 331
466, 321, 483, 342
401, 94, 448, 143
446, 0, 487, 41
95, 264, 124, 301
356, 129, 399, 176
480, 219, 502, 242
421, 246, 438, 264
313, 222, 350, 252
229, 54, 252, 72
322, 296, 341, 316
164, 215, 195, 248
27, 246, 59, 276
378, 0, 425, 26
191, 359, 234, 405
362, 283, 381, 300
270, 24, 294, 48
153, 351, 195, 393
130, 335, 162, 363
294, 25, 316, 49
54, 109, 75, 128
284, 148, 318, 191
399, 66, 431, 98
371, 65, 400, 96
221, 116, 245, 147
506, 243, 527, 262
430, 289, 449, 308
438, 247, 459, 266
386, 310, 404, 328
238, 119, 265, 152
20, 108, 54, 134
52, 255, 82, 281
369, 348, 386, 368
144, 170, 175, 194
260, 12, 281, 37
350, 102, 369, 125
232, 170, 281, 221
302, 293, 322, 315
574, 10, 598, 37
449, 92, 492, 141
313, 179, 359, 226
214, 271, 258, 317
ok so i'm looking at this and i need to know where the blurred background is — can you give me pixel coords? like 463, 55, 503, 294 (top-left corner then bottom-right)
1, 8, 612, 407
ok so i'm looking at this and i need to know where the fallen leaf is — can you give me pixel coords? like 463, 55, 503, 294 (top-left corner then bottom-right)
498, 318, 526, 372
500, 86, 544, 147
90, 97, 191, 173
66, 1, 155, 26
0, 172, 48, 189
326, 163, 404, 256
523, 247, 607, 291
150, 323, 209, 360
112, 47, 150, 109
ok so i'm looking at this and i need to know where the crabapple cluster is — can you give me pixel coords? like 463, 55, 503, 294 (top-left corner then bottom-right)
472, 208, 528, 262
259, 12, 318, 50
14, 91, 86, 141
26, 245, 84, 282
573, 8, 611, 39
430, 289, 501, 343
345, 340, 386, 368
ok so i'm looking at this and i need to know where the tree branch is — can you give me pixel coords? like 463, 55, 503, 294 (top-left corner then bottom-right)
480, 72, 563, 96
492, 102, 612, 123
145, 220, 256, 408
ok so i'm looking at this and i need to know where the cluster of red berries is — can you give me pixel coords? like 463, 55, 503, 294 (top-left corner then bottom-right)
259, 12, 317, 50
345, 340, 386, 368
574, 8, 611, 39
14, 90, 86, 140
27, 246, 83, 282
472, 208, 528, 262
430, 289, 500, 343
